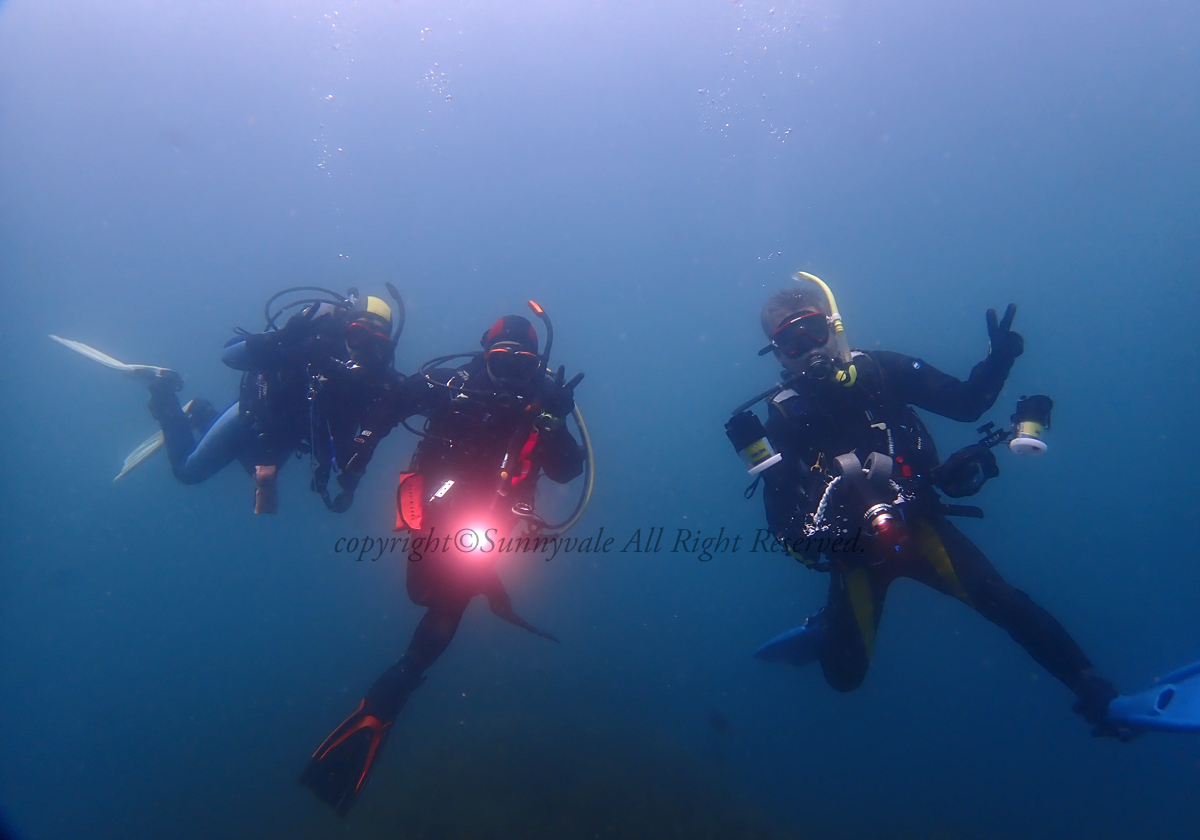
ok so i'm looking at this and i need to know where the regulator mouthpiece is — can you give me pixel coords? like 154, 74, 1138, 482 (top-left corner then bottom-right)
1009, 394, 1053, 457
726, 410, 783, 475
808, 355, 834, 381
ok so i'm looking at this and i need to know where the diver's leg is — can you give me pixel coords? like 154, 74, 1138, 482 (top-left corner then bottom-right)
149, 379, 248, 485
916, 518, 1117, 720
817, 566, 891, 692
171, 403, 253, 484
186, 399, 220, 435
301, 598, 467, 816
147, 383, 200, 481
354, 601, 466, 730
404, 541, 441, 608
404, 599, 469, 674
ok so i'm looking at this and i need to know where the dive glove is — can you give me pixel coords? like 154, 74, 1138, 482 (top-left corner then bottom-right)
328, 470, 362, 513
986, 304, 1024, 362
539, 366, 584, 424
932, 443, 999, 498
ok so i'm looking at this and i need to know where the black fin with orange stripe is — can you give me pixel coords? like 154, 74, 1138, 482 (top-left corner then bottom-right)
300, 659, 423, 817
300, 701, 389, 816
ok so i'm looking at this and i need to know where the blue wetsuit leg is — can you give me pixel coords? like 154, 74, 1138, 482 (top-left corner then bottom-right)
156, 398, 254, 485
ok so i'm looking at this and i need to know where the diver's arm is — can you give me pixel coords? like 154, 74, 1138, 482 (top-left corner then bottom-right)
322, 414, 390, 513
395, 371, 449, 420
221, 310, 319, 372
337, 371, 446, 475
220, 337, 256, 371
310, 414, 334, 502
222, 331, 291, 372
339, 382, 409, 479
875, 304, 1023, 422
532, 365, 585, 483
762, 407, 823, 566
312, 375, 410, 512
875, 350, 1013, 423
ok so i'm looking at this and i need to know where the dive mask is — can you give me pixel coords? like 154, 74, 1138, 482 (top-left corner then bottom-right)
346, 315, 392, 358
759, 311, 830, 358
486, 342, 541, 382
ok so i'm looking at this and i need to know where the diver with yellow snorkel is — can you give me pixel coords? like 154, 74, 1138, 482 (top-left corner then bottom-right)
727, 271, 1168, 738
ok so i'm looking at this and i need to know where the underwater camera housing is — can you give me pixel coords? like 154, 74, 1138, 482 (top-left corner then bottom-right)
936, 394, 1054, 499
974, 394, 1054, 457
1007, 394, 1053, 457
725, 410, 783, 475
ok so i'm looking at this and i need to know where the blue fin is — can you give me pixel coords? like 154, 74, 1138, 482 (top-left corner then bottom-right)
1106, 660, 1200, 733
754, 620, 821, 667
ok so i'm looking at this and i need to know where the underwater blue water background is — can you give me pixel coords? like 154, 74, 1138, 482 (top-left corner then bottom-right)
2, 0, 1199, 837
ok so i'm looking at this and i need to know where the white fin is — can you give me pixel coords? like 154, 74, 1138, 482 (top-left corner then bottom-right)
114, 431, 164, 482
112, 400, 193, 482
49, 335, 135, 370
49, 335, 177, 386
111, 400, 195, 482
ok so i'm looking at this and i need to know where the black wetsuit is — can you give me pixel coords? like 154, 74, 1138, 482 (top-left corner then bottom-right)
302, 355, 584, 815
759, 349, 1103, 703
398, 356, 583, 674
307, 360, 430, 511
304, 352, 585, 816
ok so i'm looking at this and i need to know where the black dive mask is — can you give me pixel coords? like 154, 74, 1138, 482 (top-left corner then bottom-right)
486, 344, 540, 381
759, 311, 831, 359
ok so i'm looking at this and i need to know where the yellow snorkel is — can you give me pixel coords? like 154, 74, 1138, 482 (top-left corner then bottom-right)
792, 271, 857, 387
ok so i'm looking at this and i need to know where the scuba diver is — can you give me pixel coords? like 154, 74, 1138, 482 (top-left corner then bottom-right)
303, 285, 433, 513
301, 303, 593, 817
728, 271, 1135, 735
50, 285, 411, 514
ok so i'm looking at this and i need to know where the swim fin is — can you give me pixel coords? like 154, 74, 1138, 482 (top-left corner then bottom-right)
113, 400, 204, 482
300, 699, 392, 817
1106, 660, 1200, 734
754, 614, 822, 666
301, 658, 424, 817
114, 430, 165, 482
49, 335, 181, 389
490, 604, 560, 643
483, 582, 559, 642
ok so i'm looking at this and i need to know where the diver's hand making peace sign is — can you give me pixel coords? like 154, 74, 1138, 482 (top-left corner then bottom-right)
540, 365, 585, 421
986, 303, 1024, 362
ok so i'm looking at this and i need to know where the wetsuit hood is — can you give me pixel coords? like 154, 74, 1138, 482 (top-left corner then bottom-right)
481, 315, 539, 354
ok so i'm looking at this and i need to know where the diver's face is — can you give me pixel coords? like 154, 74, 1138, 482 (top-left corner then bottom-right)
485, 342, 541, 391
345, 316, 391, 366
769, 309, 832, 376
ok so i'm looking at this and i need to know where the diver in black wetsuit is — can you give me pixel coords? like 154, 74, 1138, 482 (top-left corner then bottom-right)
301, 311, 585, 817
146, 288, 410, 513
735, 273, 1121, 734
305, 294, 433, 514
